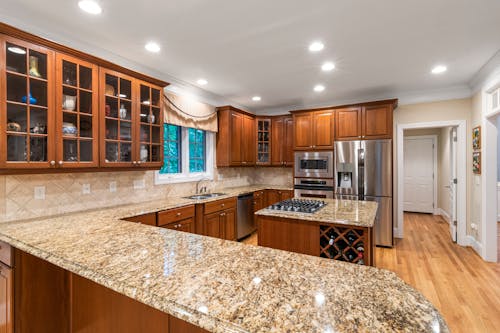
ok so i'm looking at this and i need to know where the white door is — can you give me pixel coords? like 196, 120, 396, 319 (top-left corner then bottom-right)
449, 127, 458, 242
403, 137, 435, 213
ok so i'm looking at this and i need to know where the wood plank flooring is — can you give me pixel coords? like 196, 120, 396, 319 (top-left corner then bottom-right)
243, 214, 500, 332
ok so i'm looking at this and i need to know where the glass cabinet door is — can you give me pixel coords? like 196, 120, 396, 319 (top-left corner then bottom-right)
101, 70, 134, 166
138, 83, 163, 166
56, 54, 98, 167
257, 119, 271, 164
2, 38, 54, 168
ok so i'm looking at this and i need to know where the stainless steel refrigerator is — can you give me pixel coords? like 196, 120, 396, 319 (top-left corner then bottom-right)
334, 140, 393, 247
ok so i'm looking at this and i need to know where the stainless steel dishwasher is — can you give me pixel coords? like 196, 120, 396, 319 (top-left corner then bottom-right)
237, 193, 255, 240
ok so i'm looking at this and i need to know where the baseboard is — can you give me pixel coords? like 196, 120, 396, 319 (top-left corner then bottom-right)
467, 235, 483, 256
437, 208, 451, 223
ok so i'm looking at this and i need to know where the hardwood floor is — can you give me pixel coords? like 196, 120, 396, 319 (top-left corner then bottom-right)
243, 214, 500, 332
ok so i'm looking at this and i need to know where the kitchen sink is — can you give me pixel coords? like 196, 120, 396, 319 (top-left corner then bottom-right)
184, 192, 226, 200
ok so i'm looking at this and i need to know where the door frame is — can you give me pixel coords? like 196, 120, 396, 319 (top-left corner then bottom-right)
396, 120, 467, 246
403, 135, 438, 214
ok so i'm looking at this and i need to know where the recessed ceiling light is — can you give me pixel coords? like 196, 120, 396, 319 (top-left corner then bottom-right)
321, 62, 335, 71
7, 46, 26, 54
78, 0, 102, 15
431, 65, 447, 74
145, 42, 161, 53
309, 41, 324, 52
314, 84, 325, 92
252, 96, 261, 101
197, 79, 208, 85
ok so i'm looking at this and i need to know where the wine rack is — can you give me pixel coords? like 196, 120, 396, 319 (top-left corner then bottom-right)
320, 225, 370, 265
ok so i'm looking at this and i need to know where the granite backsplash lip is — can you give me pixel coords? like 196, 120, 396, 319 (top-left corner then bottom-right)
255, 199, 378, 228
0, 185, 448, 333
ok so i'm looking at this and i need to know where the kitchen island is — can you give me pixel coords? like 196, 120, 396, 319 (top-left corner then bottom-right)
0, 192, 448, 332
256, 199, 378, 265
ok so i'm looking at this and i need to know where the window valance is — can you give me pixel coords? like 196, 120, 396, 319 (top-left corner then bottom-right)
163, 91, 218, 132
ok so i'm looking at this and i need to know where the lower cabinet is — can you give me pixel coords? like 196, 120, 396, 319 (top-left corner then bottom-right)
123, 212, 157, 226
253, 190, 265, 212
201, 197, 237, 241
265, 189, 293, 206
158, 205, 196, 233
0, 262, 12, 333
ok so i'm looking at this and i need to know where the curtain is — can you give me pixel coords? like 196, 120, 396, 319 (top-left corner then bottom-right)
163, 91, 218, 132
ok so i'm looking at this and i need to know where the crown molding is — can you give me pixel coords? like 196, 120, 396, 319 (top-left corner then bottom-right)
469, 48, 500, 93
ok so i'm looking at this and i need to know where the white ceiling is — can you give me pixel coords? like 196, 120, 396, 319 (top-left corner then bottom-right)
1, 0, 500, 113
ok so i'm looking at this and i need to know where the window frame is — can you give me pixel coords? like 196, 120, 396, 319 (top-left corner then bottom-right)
155, 126, 214, 184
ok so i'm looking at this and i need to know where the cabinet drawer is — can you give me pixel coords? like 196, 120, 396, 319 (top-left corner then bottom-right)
123, 213, 157, 226
161, 217, 195, 233
157, 205, 195, 226
0, 241, 12, 267
204, 197, 236, 215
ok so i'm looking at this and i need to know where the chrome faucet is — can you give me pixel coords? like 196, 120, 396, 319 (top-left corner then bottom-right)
196, 178, 210, 194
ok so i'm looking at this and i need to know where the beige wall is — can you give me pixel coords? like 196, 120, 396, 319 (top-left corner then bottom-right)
394, 98, 473, 238
0, 167, 293, 223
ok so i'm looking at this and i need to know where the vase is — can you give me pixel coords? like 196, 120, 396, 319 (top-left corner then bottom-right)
62, 95, 77, 111
147, 113, 155, 124
21, 93, 37, 104
119, 104, 127, 119
29, 55, 42, 78
140, 145, 148, 162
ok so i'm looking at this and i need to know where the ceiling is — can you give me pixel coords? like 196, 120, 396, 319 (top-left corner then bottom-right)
1, 0, 500, 113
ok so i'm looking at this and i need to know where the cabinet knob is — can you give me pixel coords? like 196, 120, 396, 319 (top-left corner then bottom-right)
137, 161, 142, 165
50, 160, 56, 166
176, 212, 182, 216
132, 161, 138, 165
221, 203, 225, 207
58, 161, 63, 166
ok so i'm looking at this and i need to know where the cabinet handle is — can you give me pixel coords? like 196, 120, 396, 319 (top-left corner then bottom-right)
176, 212, 182, 216
58, 161, 63, 166
137, 161, 142, 165
177, 224, 181, 228
132, 161, 138, 165
220, 213, 226, 216
221, 203, 225, 207
50, 160, 56, 166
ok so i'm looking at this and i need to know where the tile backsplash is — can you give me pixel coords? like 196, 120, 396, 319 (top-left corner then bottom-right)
0, 167, 292, 222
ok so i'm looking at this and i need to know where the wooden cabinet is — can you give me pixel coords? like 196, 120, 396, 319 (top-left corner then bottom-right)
123, 212, 157, 226
335, 102, 394, 140
256, 118, 271, 165
216, 106, 255, 167
265, 189, 293, 206
202, 197, 237, 240
292, 110, 334, 150
271, 116, 294, 166
253, 190, 265, 212
0, 25, 167, 173
100, 69, 163, 168
0, 241, 12, 333
158, 205, 196, 233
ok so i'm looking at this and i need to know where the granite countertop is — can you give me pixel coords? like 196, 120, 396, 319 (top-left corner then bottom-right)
255, 199, 378, 228
0, 185, 448, 333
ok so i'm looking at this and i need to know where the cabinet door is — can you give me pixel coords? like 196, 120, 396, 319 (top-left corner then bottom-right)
256, 118, 271, 165
137, 82, 163, 167
204, 212, 221, 238
266, 190, 281, 206
99, 68, 136, 167
162, 217, 195, 234
283, 116, 294, 166
271, 117, 283, 166
222, 208, 236, 241
0, 263, 12, 333
55, 53, 99, 168
336, 107, 362, 140
253, 191, 265, 212
293, 113, 313, 150
279, 190, 293, 201
242, 115, 255, 165
1, 36, 55, 168
312, 110, 334, 149
229, 111, 243, 165
362, 104, 392, 139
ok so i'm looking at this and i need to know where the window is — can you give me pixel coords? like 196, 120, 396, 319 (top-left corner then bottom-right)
156, 124, 214, 184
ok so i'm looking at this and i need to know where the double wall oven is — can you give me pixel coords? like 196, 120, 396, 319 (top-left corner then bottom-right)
294, 151, 334, 199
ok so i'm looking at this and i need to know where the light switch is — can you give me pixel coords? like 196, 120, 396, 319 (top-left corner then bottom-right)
109, 181, 117, 193
82, 184, 91, 194
34, 186, 45, 200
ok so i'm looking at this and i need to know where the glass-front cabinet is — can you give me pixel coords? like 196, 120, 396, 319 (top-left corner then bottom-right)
1, 36, 54, 168
55, 53, 99, 167
256, 118, 271, 165
99, 69, 163, 167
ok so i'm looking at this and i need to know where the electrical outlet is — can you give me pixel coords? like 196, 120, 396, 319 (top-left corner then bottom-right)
82, 184, 91, 195
109, 181, 117, 193
34, 186, 45, 200
133, 179, 145, 189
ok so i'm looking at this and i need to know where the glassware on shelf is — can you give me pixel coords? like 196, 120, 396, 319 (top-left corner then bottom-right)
119, 104, 127, 119
21, 93, 37, 104
62, 94, 77, 111
62, 122, 77, 137
29, 55, 42, 78
140, 145, 148, 162
147, 113, 155, 124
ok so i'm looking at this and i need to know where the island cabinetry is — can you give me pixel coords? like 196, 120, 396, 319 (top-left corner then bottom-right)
157, 205, 195, 233
123, 212, 157, 226
216, 106, 255, 167
292, 110, 334, 150
265, 189, 293, 206
0, 242, 12, 333
201, 197, 237, 240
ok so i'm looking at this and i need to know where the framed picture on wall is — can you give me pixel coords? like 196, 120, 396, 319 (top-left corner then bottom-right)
472, 126, 481, 150
473, 151, 481, 174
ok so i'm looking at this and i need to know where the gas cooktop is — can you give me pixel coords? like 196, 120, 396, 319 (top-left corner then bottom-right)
268, 199, 327, 213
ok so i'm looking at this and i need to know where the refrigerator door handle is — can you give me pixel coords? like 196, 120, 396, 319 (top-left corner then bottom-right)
358, 148, 364, 200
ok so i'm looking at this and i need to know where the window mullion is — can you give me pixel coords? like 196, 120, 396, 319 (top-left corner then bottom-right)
182, 127, 190, 176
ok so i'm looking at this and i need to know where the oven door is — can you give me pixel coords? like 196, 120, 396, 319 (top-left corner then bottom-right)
294, 188, 334, 199
294, 151, 333, 178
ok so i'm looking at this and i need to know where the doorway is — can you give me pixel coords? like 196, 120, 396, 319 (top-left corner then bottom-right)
396, 121, 467, 245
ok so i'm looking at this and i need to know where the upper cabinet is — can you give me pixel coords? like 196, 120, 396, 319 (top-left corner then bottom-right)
0, 25, 168, 173
271, 116, 293, 166
216, 106, 255, 167
335, 101, 395, 140
256, 118, 271, 165
293, 109, 334, 150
